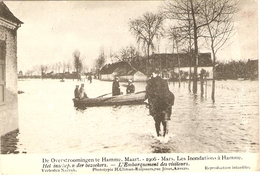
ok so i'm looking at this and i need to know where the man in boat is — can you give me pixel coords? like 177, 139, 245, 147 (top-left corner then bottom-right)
74, 85, 80, 98
126, 79, 135, 94
145, 69, 174, 137
112, 77, 121, 96
79, 83, 88, 99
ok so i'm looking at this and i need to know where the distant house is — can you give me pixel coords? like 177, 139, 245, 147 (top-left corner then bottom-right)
150, 52, 213, 79
0, 2, 23, 136
100, 61, 147, 81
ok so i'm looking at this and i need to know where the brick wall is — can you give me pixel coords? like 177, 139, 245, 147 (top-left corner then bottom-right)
0, 25, 19, 136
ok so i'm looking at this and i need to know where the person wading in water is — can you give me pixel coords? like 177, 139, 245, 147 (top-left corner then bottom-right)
145, 69, 175, 138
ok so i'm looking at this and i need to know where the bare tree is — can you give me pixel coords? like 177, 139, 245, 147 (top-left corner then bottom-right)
109, 51, 121, 63
62, 60, 67, 73
73, 50, 82, 77
95, 47, 106, 70
40, 64, 48, 79
66, 59, 72, 73
120, 45, 141, 63
56, 62, 62, 74
129, 12, 164, 74
167, 27, 183, 87
200, 0, 237, 102
161, 0, 234, 94
51, 64, 56, 73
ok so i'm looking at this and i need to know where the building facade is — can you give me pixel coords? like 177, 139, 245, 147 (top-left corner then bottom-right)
0, 2, 22, 136
100, 61, 147, 82
150, 52, 213, 80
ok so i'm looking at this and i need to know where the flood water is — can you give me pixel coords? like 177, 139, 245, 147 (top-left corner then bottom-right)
1, 79, 259, 154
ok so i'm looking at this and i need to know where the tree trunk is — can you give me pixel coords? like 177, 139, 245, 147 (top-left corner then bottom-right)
190, 0, 198, 94
211, 47, 216, 102
147, 43, 150, 76
176, 40, 181, 88
188, 7, 192, 93
193, 33, 198, 94
188, 67, 191, 92
200, 75, 204, 95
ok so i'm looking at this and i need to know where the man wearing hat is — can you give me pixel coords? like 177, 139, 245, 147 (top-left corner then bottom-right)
112, 77, 121, 96
126, 79, 135, 94
79, 83, 88, 99
74, 85, 80, 98
145, 69, 174, 137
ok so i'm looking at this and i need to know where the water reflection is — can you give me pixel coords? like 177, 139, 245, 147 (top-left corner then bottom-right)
152, 145, 172, 153
1, 79, 259, 154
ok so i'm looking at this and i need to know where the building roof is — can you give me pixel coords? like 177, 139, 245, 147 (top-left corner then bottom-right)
0, 2, 23, 25
150, 52, 212, 67
100, 62, 122, 74
100, 61, 138, 76
114, 63, 137, 76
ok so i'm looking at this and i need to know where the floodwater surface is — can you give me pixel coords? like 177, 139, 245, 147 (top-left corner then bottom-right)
1, 79, 259, 154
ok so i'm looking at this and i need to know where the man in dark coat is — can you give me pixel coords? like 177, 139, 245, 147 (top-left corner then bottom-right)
145, 70, 175, 137
112, 77, 121, 96
74, 85, 80, 98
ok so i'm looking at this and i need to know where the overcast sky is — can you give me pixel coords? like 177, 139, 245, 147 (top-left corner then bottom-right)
5, 0, 258, 72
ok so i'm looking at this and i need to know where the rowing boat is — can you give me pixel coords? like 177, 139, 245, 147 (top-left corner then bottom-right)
72, 91, 146, 107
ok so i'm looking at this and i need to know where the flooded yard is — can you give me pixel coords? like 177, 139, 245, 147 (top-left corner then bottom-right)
1, 79, 259, 154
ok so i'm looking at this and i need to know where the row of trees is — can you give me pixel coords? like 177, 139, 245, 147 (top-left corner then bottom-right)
126, 0, 238, 102
216, 60, 258, 80
23, 60, 74, 77
21, 50, 90, 79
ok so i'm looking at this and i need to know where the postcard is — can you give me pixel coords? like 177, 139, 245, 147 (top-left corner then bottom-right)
0, 0, 259, 174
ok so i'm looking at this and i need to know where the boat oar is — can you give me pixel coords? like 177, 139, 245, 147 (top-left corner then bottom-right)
96, 93, 112, 98
96, 91, 145, 98
135, 90, 146, 94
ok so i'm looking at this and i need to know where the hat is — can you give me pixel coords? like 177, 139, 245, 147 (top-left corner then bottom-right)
128, 79, 132, 83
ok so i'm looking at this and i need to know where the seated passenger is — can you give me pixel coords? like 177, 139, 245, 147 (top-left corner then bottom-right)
126, 79, 135, 94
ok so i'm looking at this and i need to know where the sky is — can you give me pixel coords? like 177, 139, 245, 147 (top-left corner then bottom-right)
4, 0, 258, 72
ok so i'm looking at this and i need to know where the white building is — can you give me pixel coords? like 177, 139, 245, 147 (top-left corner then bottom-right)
100, 61, 147, 82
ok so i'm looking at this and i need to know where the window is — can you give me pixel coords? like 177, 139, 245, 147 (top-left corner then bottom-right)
0, 40, 6, 104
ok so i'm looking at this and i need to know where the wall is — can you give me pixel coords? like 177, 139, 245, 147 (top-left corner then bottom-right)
0, 25, 18, 136
133, 71, 148, 82
117, 75, 133, 82
100, 74, 115, 81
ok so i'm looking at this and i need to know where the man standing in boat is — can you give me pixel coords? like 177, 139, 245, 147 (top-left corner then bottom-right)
112, 77, 121, 96
145, 69, 174, 137
74, 85, 80, 98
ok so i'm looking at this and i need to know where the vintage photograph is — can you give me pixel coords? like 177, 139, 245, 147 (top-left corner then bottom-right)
0, 0, 259, 171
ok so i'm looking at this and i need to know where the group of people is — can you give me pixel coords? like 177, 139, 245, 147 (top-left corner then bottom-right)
74, 84, 88, 99
74, 71, 174, 138
112, 77, 135, 96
